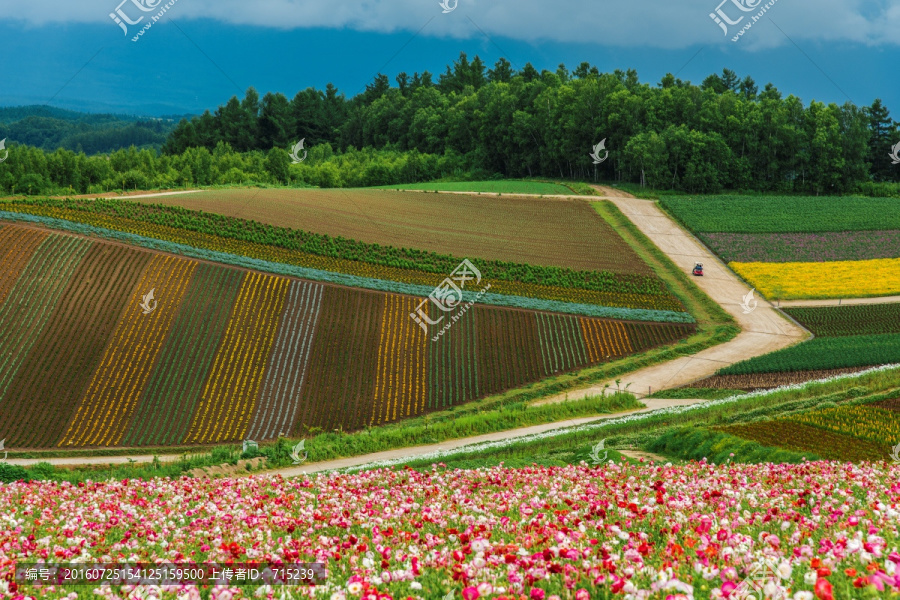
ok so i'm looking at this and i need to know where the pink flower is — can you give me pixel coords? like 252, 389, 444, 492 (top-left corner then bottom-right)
530, 588, 546, 600
462, 587, 479, 600
574, 590, 589, 600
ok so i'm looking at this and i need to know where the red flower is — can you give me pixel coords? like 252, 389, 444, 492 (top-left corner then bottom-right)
814, 578, 834, 600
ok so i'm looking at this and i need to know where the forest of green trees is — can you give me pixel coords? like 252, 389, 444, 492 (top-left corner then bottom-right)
1, 55, 898, 196
0, 106, 180, 156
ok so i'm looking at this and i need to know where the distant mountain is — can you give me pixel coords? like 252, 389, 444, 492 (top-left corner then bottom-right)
0, 105, 195, 155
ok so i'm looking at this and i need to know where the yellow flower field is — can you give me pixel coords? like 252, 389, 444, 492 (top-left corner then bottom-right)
371, 294, 427, 426
730, 257, 900, 299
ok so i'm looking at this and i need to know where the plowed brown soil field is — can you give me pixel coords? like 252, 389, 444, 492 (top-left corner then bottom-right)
131, 188, 652, 275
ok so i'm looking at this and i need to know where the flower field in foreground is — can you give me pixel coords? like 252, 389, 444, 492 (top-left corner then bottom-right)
2, 463, 900, 600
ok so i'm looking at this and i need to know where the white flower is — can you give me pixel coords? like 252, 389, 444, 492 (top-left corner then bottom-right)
347, 582, 362, 595
777, 561, 792, 580
803, 571, 817, 585
793, 592, 814, 600
410, 582, 422, 590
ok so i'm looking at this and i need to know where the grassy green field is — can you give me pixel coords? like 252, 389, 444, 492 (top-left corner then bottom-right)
646, 387, 746, 400
716, 333, 900, 374
660, 195, 900, 233
784, 303, 900, 336
374, 180, 581, 195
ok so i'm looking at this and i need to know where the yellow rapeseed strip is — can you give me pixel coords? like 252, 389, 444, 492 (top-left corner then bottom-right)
371, 294, 427, 426
60, 255, 197, 447
730, 258, 900, 300
183, 272, 289, 444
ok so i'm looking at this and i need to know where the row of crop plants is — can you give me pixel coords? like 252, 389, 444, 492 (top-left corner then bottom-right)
0, 199, 687, 313
60, 255, 197, 447
721, 397, 900, 461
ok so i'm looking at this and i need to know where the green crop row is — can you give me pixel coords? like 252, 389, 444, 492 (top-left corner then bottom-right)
660, 195, 900, 233
784, 303, 900, 337
716, 332, 900, 375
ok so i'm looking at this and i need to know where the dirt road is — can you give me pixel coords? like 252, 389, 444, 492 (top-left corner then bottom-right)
778, 296, 900, 307
266, 398, 700, 476
536, 191, 809, 404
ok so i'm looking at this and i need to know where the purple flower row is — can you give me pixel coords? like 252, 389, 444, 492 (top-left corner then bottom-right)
700, 230, 900, 263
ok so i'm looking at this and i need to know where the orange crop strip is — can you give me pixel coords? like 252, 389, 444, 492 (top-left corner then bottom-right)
580, 318, 634, 364
0, 226, 49, 306
183, 272, 289, 444
59, 255, 197, 447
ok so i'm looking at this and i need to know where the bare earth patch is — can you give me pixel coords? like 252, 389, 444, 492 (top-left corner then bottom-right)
690, 367, 876, 390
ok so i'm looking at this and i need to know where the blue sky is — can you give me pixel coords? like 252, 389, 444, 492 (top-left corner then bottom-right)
1, 0, 898, 117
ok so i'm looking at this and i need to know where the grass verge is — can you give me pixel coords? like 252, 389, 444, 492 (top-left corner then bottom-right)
355, 365, 900, 471
4, 392, 641, 482
647, 387, 748, 400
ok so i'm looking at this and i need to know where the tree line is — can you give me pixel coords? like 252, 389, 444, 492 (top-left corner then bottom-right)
1, 55, 898, 195
0, 105, 179, 156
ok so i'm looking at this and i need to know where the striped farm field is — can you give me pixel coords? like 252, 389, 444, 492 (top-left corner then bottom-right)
294, 286, 383, 433
371, 294, 427, 426
0, 222, 695, 449
730, 258, 900, 300
0, 243, 149, 447
427, 308, 479, 409
580, 317, 633, 362
0, 234, 89, 404
246, 281, 324, 440
0, 225, 49, 305
123, 264, 245, 447
476, 306, 545, 397
183, 272, 289, 444
536, 313, 589, 376
660, 195, 900, 300
0, 198, 690, 318
59, 255, 198, 447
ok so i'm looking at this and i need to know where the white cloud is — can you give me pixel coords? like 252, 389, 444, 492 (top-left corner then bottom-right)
5, 0, 900, 49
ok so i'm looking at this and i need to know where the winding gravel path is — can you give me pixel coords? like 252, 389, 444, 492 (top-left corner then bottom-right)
536, 191, 809, 404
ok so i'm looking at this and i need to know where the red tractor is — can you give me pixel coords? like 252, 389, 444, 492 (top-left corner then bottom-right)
692, 263, 704, 276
